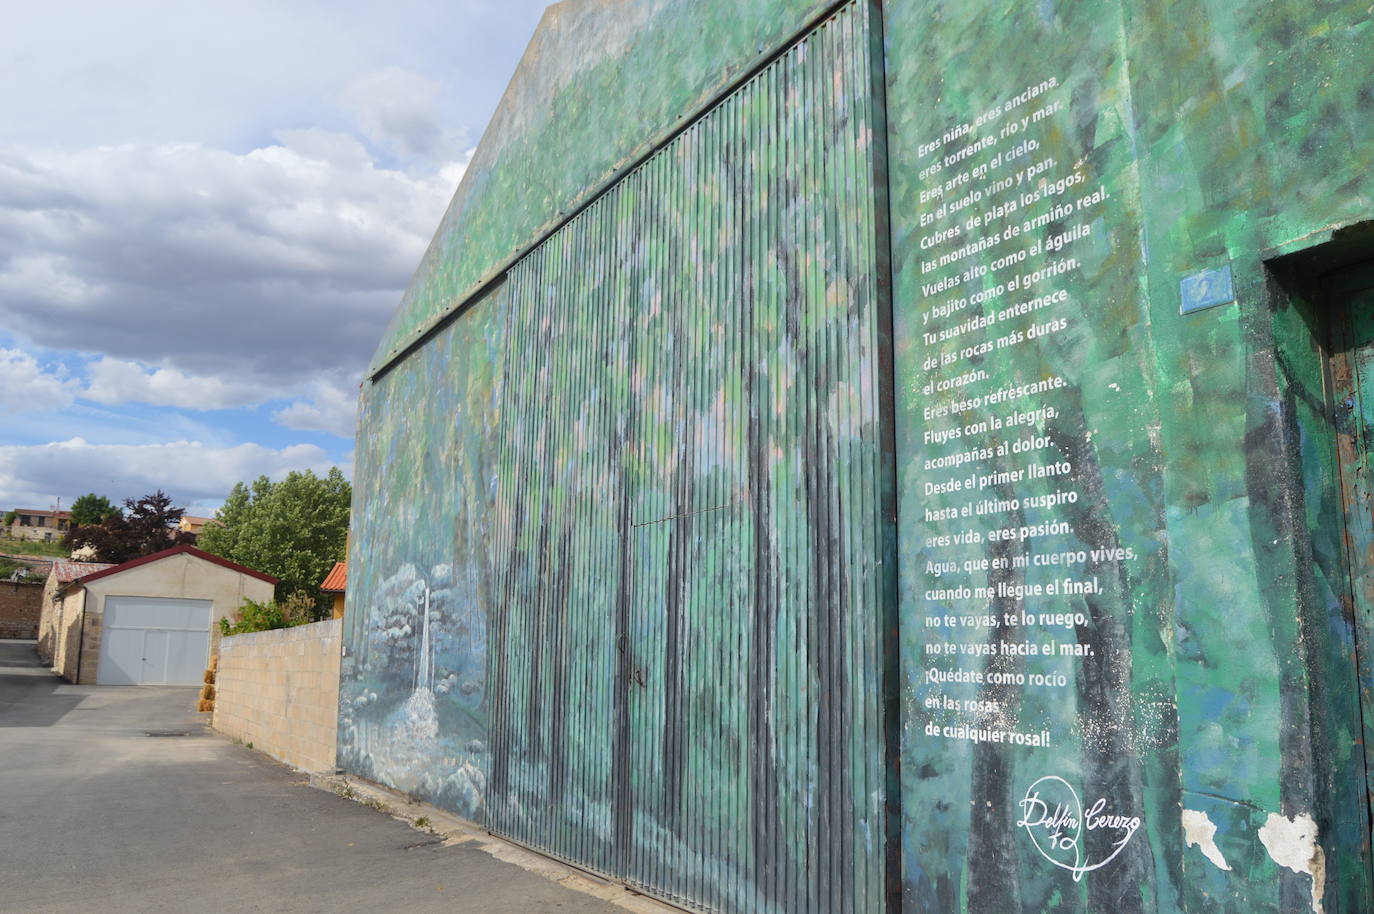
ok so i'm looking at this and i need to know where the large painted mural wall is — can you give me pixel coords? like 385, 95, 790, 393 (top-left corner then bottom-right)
344, 4, 893, 911
483, 13, 891, 900
343, 0, 1374, 911
886, 0, 1374, 911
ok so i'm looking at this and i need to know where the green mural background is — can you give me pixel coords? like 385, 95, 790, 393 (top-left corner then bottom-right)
342, 0, 1374, 911
338, 281, 507, 820
886, 1, 1374, 912
344, 4, 894, 911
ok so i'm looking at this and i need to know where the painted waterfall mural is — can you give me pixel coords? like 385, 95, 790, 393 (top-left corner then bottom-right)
337, 283, 505, 822
340, 562, 488, 813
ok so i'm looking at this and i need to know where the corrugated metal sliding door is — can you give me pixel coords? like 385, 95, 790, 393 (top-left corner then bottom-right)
487, 3, 890, 912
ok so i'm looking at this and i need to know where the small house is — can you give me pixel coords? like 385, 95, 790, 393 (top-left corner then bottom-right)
8, 509, 71, 543
40, 545, 276, 685
319, 561, 346, 620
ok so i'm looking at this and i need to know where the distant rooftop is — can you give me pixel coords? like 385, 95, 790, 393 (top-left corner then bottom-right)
320, 561, 347, 593
51, 560, 115, 583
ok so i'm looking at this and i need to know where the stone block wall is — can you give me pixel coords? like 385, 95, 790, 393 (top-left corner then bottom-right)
48, 591, 90, 683
213, 619, 342, 773
0, 581, 43, 639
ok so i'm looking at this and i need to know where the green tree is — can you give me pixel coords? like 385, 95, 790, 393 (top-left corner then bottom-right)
201, 481, 251, 559
69, 493, 120, 527
198, 468, 351, 615
65, 490, 194, 563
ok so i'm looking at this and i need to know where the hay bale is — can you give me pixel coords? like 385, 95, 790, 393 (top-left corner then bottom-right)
197, 698, 214, 713
203, 668, 216, 684
209, 655, 218, 671
199, 684, 215, 701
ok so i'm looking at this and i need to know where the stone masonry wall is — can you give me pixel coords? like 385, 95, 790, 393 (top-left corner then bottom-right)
213, 619, 341, 773
0, 581, 43, 639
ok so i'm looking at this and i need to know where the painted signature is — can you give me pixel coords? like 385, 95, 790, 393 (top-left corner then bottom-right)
1017, 775, 1141, 881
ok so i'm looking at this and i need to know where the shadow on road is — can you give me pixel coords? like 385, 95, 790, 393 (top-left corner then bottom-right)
0, 640, 85, 727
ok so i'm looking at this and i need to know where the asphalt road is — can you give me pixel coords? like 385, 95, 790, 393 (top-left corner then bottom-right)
0, 639, 623, 913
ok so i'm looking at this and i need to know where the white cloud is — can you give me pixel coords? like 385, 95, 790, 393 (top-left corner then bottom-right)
0, 0, 552, 519
0, 2, 553, 155
0, 437, 338, 511
341, 67, 461, 163
0, 138, 469, 393
84, 357, 276, 410
273, 381, 360, 438
271, 128, 373, 168
0, 348, 75, 413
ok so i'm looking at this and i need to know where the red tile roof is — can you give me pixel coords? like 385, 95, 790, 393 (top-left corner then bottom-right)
320, 561, 347, 593
70, 545, 278, 588
51, 561, 115, 583
13, 509, 71, 519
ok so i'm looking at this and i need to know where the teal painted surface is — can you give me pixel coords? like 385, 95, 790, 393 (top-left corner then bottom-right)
368, 0, 841, 376
338, 280, 507, 820
888, 5, 1174, 908
344, 0, 1374, 911
486, 8, 890, 909
1327, 264, 1374, 890
345, 4, 891, 912
886, 0, 1374, 911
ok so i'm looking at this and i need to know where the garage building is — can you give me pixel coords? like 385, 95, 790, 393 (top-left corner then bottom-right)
42, 545, 276, 685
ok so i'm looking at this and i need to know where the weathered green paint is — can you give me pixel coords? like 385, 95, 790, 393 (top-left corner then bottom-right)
887, 1, 1374, 911
1327, 262, 1374, 881
368, 0, 844, 377
346, 4, 893, 912
338, 277, 506, 818
343, 0, 1374, 911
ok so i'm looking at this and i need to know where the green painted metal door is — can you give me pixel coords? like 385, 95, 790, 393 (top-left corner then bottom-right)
485, 3, 894, 912
1326, 261, 1374, 880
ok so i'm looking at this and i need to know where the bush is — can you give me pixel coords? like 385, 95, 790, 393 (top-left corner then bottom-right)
0, 537, 69, 558
218, 592, 319, 635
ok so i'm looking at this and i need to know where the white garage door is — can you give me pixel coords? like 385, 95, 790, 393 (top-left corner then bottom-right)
97, 596, 213, 686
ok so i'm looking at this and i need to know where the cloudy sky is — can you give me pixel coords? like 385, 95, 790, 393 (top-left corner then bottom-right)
0, 0, 551, 517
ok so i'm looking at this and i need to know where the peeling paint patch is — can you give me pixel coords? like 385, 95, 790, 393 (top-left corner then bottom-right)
1257, 812, 1326, 914
1181, 808, 1230, 871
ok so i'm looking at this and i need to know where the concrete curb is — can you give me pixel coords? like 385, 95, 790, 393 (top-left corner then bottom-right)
309, 772, 686, 914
